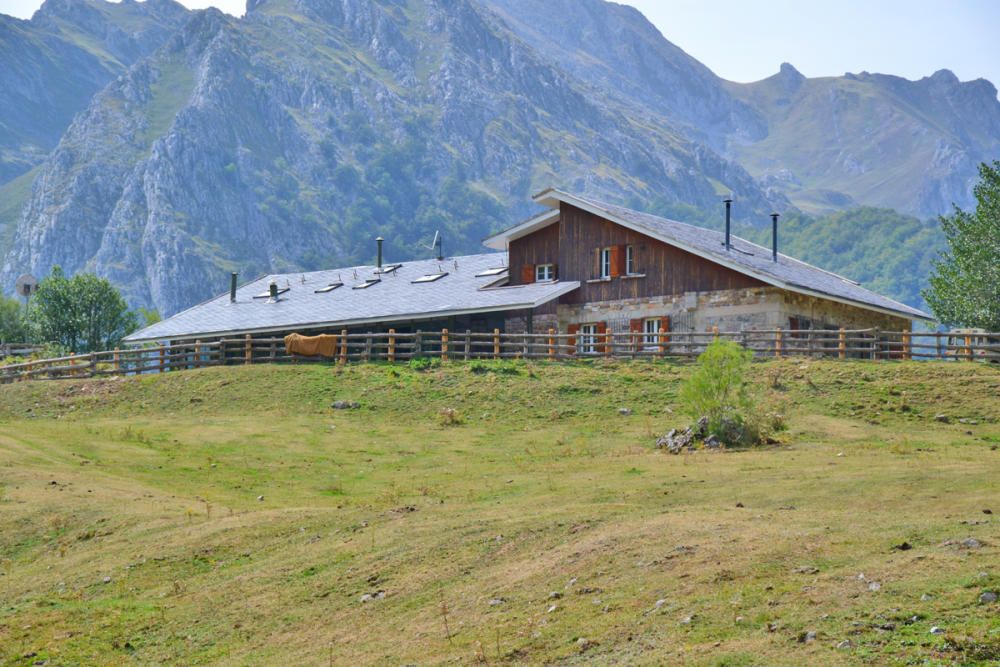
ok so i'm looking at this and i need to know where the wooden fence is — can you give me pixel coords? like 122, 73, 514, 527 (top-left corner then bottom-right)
0, 342, 44, 358
0, 328, 997, 384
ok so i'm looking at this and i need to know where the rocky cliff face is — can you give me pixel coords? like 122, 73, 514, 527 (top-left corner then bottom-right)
0, 0, 189, 184
2, 0, 781, 315
727, 65, 1000, 217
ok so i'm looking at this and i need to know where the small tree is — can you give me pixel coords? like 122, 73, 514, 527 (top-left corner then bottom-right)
0, 296, 30, 343
679, 339, 754, 444
923, 160, 1000, 330
32, 266, 138, 352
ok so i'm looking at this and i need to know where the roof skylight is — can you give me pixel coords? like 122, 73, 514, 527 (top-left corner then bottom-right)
353, 278, 381, 289
475, 267, 508, 277
412, 272, 448, 283
314, 282, 343, 293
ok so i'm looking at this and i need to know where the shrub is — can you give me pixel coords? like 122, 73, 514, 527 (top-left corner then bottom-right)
679, 339, 756, 445
408, 357, 439, 372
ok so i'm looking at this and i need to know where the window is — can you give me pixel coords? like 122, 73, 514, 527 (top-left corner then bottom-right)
626, 245, 635, 275
411, 272, 448, 283
352, 278, 381, 289
643, 318, 661, 349
535, 264, 554, 282
375, 263, 401, 274
313, 282, 343, 294
600, 248, 611, 278
579, 324, 598, 354
476, 267, 508, 277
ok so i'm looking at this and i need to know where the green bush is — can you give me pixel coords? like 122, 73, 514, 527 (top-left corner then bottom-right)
679, 339, 755, 445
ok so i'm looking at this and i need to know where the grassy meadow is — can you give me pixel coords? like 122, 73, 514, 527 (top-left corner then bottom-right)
0, 358, 998, 665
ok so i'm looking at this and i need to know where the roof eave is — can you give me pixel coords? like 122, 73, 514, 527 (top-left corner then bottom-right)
482, 208, 560, 250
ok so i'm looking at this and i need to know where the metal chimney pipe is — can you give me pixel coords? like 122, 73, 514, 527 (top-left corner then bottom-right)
269, 280, 278, 300
723, 197, 733, 251
771, 213, 780, 262
230, 272, 238, 303
376, 236, 384, 270
436, 234, 443, 261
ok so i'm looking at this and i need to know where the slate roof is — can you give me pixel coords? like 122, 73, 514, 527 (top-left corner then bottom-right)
125, 253, 579, 342
487, 189, 931, 321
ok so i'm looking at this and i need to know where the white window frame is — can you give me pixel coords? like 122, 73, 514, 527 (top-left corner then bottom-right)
599, 248, 611, 279
579, 323, 598, 354
535, 263, 554, 282
626, 245, 635, 275
643, 318, 661, 349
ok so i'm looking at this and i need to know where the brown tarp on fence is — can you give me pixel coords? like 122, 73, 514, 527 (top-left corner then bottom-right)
284, 333, 339, 358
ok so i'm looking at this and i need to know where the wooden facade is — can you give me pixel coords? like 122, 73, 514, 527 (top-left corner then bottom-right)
509, 203, 764, 304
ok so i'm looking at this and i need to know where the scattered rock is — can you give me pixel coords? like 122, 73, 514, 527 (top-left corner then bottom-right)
488, 597, 506, 606
929, 626, 944, 634
680, 615, 694, 625
547, 604, 558, 613
836, 639, 852, 650
704, 435, 721, 449
958, 418, 979, 425
618, 408, 631, 416
794, 565, 819, 574
868, 581, 881, 592
331, 401, 360, 410
654, 599, 667, 609
934, 414, 950, 423
102, 576, 111, 584
735, 502, 744, 508
655, 427, 695, 454
984, 509, 993, 515
359, 590, 385, 603
576, 637, 598, 652
548, 591, 563, 600
921, 594, 933, 601
257, 495, 264, 502
797, 630, 816, 643
735, 616, 743, 623
892, 541, 913, 551
962, 537, 983, 549
979, 591, 998, 604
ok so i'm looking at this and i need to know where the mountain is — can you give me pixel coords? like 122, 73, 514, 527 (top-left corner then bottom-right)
0, 0, 190, 185
727, 64, 1000, 217
0, 0, 781, 315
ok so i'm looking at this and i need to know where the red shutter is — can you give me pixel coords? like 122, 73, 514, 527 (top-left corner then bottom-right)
551, 264, 557, 280
567, 323, 579, 354
630, 318, 643, 351
521, 264, 535, 284
596, 321, 608, 354
610, 245, 623, 278
662, 316, 671, 332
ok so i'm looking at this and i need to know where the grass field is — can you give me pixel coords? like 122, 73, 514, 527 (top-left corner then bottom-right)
0, 358, 998, 665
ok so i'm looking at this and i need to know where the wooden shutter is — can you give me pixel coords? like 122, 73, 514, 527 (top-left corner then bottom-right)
662, 315, 671, 332
521, 264, 535, 284
610, 245, 623, 277
593, 248, 601, 278
567, 323, 579, 354
630, 318, 643, 351
551, 264, 557, 280
596, 321, 608, 354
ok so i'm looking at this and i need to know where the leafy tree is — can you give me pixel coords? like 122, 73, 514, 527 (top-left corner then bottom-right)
923, 161, 1000, 330
0, 296, 30, 343
32, 267, 139, 352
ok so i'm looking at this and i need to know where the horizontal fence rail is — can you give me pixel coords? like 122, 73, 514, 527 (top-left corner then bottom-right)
1, 329, 997, 384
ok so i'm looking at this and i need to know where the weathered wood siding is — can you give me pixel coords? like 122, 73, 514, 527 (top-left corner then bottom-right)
509, 221, 560, 285
509, 203, 764, 302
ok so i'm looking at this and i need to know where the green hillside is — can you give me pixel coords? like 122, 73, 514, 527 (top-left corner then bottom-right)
1, 360, 998, 665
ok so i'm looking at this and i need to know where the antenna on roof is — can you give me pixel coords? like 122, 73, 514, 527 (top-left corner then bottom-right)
423, 231, 443, 260
723, 195, 733, 251
453, 259, 458, 270
300, 274, 305, 284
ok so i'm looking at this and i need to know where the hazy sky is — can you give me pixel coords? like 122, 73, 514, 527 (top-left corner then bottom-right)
3, 0, 998, 87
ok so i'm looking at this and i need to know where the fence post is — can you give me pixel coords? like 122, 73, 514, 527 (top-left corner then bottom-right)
902, 332, 911, 361
775, 329, 783, 358
873, 328, 880, 361
548, 328, 555, 359
114, 348, 121, 374
441, 328, 449, 362
965, 334, 973, 362
364, 333, 373, 362
838, 328, 846, 360
464, 330, 471, 360
658, 327, 666, 357
244, 334, 252, 364
493, 328, 500, 359
604, 330, 612, 359
158, 345, 166, 372
388, 329, 396, 363
339, 329, 348, 364
193, 340, 201, 369
712, 325, 719, 341
88, 352, 96, 378
936, 332, 943, 360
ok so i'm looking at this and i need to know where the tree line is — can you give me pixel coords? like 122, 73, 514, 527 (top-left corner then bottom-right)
0, 267, 156, 354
